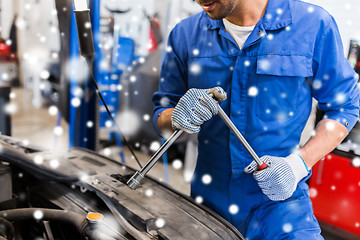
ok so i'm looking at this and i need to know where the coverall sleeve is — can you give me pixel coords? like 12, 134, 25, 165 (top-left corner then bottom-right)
152, 26, 189, 136
311, 16, 360, 132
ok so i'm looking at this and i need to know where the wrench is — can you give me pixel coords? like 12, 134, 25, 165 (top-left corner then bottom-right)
127, 93, 267, 190
215, 103, 268, 170
127, 129, 183, 189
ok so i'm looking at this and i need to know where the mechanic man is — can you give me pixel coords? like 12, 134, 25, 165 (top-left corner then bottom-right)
152, 0, 360, 239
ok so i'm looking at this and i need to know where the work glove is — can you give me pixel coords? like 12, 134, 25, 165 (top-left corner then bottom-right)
171, 87, 227, 134
244, 154, 309, 201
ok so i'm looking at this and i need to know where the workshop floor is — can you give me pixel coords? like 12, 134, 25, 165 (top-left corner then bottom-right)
8, 87, 342, 240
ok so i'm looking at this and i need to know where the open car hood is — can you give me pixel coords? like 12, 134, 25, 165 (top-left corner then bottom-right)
0, 135, 244, 240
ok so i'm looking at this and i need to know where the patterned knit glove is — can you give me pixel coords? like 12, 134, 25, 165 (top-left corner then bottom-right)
244, 154, 309, 201
171, 87, 227, 134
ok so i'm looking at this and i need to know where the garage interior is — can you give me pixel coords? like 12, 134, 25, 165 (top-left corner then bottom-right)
0, 0, 360, 239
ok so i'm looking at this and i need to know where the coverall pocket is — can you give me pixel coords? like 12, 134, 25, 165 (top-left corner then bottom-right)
255, 55, 312, 122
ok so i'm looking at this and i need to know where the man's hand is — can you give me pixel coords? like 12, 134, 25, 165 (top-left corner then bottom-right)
171, 87, 227, 134
244, 154, 309, 201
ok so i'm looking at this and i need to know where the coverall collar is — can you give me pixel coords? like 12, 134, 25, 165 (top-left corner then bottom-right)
201, 0, 292, 31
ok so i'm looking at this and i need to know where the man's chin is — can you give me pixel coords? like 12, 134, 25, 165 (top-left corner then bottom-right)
205, 12, 225, 20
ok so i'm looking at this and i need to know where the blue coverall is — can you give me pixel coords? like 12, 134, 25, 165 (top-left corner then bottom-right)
152, 0, 360, 239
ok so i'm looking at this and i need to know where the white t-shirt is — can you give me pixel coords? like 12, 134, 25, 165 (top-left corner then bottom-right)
222, 18, 255, 50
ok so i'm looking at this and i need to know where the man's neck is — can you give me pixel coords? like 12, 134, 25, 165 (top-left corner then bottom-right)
225, 0, 269, 27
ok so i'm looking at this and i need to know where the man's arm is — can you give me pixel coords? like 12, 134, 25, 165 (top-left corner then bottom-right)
246, 14, 359, 201
244, 117, 351, 201
157, 108, 174, 134
244, 119, 348, 201
245, 117, 353, 202
298, 118, 348, 169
